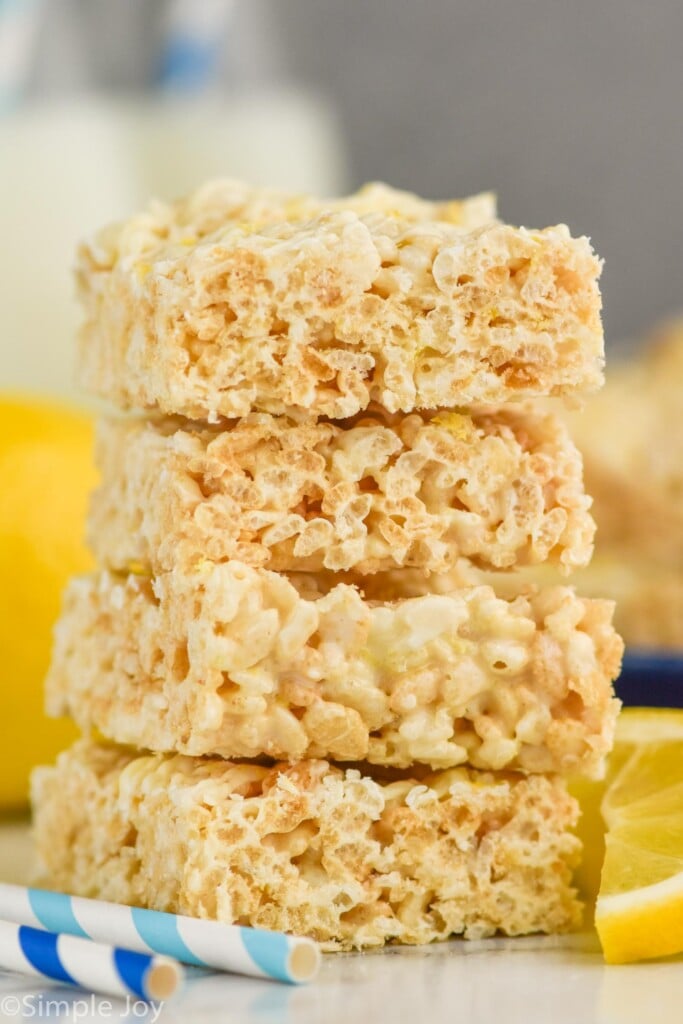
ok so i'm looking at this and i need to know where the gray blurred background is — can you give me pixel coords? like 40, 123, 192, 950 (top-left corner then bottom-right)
273, 0, 683, 347
12, 0, 683, 349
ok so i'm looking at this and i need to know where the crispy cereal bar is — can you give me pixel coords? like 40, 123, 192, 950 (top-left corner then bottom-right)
32, 739, 582, 950
89, 405, 595, 576
76, 180, 604, 419
46, 564, 621, 775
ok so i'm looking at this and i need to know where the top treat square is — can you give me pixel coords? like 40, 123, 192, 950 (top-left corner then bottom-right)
76, 180, 604, 419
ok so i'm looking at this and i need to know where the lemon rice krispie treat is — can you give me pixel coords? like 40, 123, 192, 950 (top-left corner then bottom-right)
542, 318, 683, 648
565, 319, 683, 567
89, 404, 595, 577
565, 558, 683, 651
76, 180, 604, 419
32, 739, 582, 950
46, 563, 622, 775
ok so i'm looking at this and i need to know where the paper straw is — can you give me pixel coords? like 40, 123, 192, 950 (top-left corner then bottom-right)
157, 0, 234, 93
0, 0, 44, 111
0, 920, 182, 1001
0, 884, 320, 984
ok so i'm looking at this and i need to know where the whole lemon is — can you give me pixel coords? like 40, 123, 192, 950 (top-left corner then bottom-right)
0, 395, 96, 808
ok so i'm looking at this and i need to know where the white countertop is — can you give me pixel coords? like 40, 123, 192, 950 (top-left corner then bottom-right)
1, 821, 681, 1024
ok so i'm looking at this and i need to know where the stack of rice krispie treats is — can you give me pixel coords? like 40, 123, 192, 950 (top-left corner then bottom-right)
32, 180, 623, 950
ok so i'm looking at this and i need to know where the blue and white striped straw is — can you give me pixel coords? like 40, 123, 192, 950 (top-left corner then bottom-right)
0, 885, 320, 985
157, 0, 234, 93
0, 0, 44, 111
0, 920, 182, 1001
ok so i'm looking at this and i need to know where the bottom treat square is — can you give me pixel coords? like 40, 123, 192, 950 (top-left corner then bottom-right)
31, 741, 582, 950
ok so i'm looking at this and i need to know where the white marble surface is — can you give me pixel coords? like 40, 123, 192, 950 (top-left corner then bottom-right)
1, 822, 681, 1024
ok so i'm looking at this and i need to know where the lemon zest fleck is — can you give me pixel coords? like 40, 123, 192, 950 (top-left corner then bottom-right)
432, 412, 474, 440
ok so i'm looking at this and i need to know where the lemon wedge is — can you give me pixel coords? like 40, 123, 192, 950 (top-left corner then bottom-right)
612, 706, 683, 745
593, 708, 683, 964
